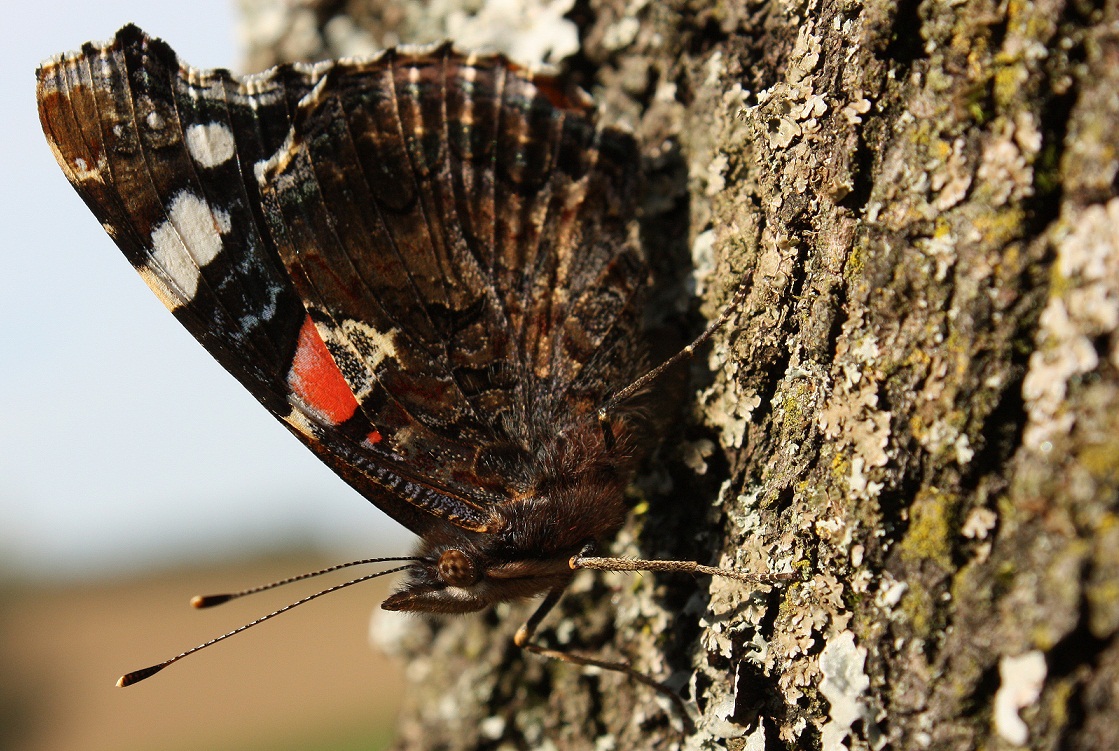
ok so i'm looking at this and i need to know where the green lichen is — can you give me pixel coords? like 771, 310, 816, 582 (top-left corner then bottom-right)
1034, 137, 1063, 196
1047, 675, 1076, 732
992, 60, 1028, 111
845, 237, 867, 281
1078, 440, 1119, 483
1031, 624, 1061, 652
900, 487, 960, 570
900, 584, 937, 638
779, 382, 811, 436
969, 205, 1026, 248
907, 118, 937, 154
1085, 577, 1119, 637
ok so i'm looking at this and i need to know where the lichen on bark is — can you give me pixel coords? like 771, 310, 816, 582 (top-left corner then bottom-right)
242, 0, 1119, 748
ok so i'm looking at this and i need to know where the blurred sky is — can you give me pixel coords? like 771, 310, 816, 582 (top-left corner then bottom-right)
2, 1, 411, 580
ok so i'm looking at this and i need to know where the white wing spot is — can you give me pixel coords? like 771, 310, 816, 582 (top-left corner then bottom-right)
185, 123, 236, 168
147, 191, 230, 304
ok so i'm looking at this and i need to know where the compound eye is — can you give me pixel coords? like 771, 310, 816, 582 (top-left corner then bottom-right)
437, 549, 479, 587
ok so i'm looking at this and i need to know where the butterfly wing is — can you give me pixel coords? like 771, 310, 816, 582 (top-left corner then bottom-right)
37, 26, 645, 538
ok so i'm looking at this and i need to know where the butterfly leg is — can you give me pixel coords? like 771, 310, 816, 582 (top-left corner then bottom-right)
514, 587, 693, 723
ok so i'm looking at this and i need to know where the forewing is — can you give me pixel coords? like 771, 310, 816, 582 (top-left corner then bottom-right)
36, 26, 496, 535
37, 25, 310, 418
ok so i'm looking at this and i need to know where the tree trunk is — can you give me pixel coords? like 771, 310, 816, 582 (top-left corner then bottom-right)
241, 0, 1119, 748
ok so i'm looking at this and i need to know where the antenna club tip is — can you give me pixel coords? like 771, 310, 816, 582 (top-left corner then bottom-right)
117, 664, 165, 686
191, 593, 232, 608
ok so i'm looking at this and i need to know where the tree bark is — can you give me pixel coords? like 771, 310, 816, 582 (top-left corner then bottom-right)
241, 0, 1119, 748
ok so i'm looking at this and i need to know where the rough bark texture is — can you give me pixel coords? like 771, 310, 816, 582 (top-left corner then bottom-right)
240, 0, 1119, 749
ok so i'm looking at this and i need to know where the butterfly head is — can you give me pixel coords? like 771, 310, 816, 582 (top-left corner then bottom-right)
379, 543, 579, 614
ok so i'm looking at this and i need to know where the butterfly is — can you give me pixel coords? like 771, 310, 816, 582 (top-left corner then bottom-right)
37, 24, 791, 704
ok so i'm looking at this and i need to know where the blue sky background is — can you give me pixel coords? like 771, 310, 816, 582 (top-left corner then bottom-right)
2, 1, 410, 580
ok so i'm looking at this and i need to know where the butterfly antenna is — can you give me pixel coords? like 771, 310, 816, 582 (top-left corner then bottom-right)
190, 556, 421, 608
570, 552, 796, 585
117, 563, 416, 687
597, 282, 751, 437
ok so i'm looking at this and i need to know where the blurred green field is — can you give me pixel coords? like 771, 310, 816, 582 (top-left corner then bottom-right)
0, 551, 405, 751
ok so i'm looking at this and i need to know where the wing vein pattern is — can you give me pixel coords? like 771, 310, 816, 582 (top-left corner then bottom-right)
38, 26, 646, 539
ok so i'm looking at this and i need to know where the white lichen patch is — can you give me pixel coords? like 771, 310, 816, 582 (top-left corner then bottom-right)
1022, 199, 1119, 450
917, 223, 957, 281
768, 116, 803, 149
962, 508, 998, 561
323, 15, 378, 58
1012, 110, 1043, 157
961, 507, 997, 539
819, 630, 881, 751
842, 95, 872, 124
698, 487, 817, 722
747, 570, 850, 711
741, 78, 819, 151
994, 651, 1047, 746
238, 0, 296, 52
976, 118, 1035, 206
695, 80, 753, 199
593, 733, 617, 751
699, 338, 762, 449
918, 418, 974, 466
697, 696, 741, 740
704, 152, 729, 196
479, 714, 506, 740
277, 7, 322, 63
445, 0, 580, 64
601, 15, 640, 51
818, 317, 893, 499
875, 577, 908, 610
681, 438, 716, 475
741, 721, 767, 751
848, 456, 885, 500
789, 24, 822, 84
930, 137, 973, 211
690, 229, 717, 297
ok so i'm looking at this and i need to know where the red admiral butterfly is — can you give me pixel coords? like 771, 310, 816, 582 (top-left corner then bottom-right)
37, 25, 791, 707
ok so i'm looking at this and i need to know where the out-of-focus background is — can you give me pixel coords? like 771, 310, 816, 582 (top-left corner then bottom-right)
2, 2, 411, 748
